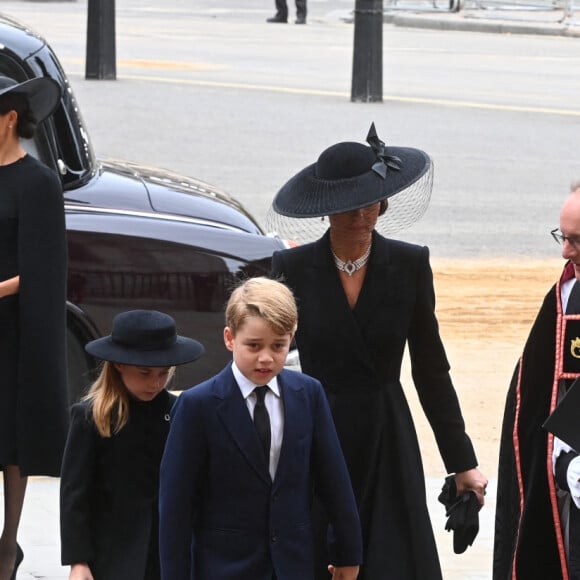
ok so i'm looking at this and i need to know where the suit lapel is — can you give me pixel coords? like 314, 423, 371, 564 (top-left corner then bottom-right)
310, 232, 351, 312
308, 232, 394, 367
273, 371, 306, 487
214, 366, 271, 484
353, 231, 396, 326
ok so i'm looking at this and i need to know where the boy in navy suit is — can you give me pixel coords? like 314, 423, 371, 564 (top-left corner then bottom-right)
159, 277, 362, 580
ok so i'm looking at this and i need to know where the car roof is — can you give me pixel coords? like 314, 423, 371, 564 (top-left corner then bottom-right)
0, 13, 46, 58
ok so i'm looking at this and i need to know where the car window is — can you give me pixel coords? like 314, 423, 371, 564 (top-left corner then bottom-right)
0, 50, 94, 188
66, 223, 264, 388
0, 54, 26, 83
49, 103, 89, 185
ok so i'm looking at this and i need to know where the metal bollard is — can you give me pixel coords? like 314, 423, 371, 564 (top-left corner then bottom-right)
85, 0, 117, 80
351, 0, 383, 103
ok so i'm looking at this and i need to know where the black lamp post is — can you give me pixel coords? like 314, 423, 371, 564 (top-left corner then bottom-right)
85, 0, 117, 80
351, 0, 383, 102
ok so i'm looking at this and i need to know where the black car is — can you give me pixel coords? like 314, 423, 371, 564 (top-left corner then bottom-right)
0, 13, 289, 401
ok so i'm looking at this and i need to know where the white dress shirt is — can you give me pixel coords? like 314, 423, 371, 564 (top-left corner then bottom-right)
231, 362, 284, 480
562, 277, 577, 313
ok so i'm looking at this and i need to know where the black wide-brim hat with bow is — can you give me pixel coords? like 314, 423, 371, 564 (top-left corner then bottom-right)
0, 76, 61, 123
265, 123, 434, 243
85, 310, 205, 367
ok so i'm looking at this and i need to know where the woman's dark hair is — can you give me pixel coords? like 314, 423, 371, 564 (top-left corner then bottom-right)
379, 199, 388, 216
0, 93, 37, 139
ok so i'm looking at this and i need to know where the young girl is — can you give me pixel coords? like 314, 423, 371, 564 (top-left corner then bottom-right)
60, 309, 204, 580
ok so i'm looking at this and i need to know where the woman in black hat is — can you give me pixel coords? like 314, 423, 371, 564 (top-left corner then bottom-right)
0, 75, 66, 579
60, 309, 205, 580
268, 124, 488, 579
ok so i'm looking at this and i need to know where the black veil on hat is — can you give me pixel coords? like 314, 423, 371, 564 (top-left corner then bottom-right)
0, 76, 61, 123
265, 123, 434, 243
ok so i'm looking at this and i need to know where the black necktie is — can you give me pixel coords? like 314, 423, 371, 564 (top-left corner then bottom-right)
253, 386, 271, 460
564, 281, 580, 578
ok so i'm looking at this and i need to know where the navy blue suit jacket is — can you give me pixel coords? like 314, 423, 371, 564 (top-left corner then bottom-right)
159, 364, 362, 580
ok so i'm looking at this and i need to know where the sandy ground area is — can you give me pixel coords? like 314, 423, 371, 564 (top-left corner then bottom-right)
405, 257, 564, 478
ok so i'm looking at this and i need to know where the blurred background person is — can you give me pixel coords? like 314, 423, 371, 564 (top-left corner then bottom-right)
266, 0, 306, 24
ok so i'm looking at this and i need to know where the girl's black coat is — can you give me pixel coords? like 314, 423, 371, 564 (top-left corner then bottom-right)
60, 390, 176, 580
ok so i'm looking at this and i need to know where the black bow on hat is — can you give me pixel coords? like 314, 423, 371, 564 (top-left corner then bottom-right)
438, 475, 481, 554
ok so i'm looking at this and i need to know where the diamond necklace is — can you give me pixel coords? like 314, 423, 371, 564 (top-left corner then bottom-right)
331, 243, 372, 277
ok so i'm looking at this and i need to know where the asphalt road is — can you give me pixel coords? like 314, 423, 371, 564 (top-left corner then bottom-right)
4, 0, 579, 258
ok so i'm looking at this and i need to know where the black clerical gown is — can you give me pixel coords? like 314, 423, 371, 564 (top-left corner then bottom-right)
494, 262, 580, 579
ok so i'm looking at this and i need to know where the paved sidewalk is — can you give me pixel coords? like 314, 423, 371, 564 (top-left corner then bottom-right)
384, 5, 580, 37
6, 476, 496, 579
311, 0, 580, 37
9, 0, 580, 37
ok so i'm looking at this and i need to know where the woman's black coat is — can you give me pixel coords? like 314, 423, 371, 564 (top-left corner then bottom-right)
60, 390, 176, 580
0, 155, 68, 476
272, 230, 477, 580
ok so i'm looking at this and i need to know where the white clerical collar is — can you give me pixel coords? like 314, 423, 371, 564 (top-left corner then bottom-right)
231, 361, 280, 399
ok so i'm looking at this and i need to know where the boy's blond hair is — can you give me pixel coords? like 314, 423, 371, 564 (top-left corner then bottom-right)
226, 277, 297, 336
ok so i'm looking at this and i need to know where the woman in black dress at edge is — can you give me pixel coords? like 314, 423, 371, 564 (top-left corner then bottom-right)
0, 76, 68, 579
267, 124, 488, 580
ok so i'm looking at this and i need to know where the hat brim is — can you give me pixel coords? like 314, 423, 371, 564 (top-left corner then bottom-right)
0, 77, 61, 123
85, 335, 205, 367
272, 146, 430, 218
265, 159, 434, 244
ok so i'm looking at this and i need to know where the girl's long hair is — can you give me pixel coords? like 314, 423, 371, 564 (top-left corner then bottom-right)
82, 362, 129, 438
82, 362, 176, 437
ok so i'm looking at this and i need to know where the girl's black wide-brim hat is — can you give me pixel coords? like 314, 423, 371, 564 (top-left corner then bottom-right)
85, 310, 205, 367
265, 123, 434, 243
